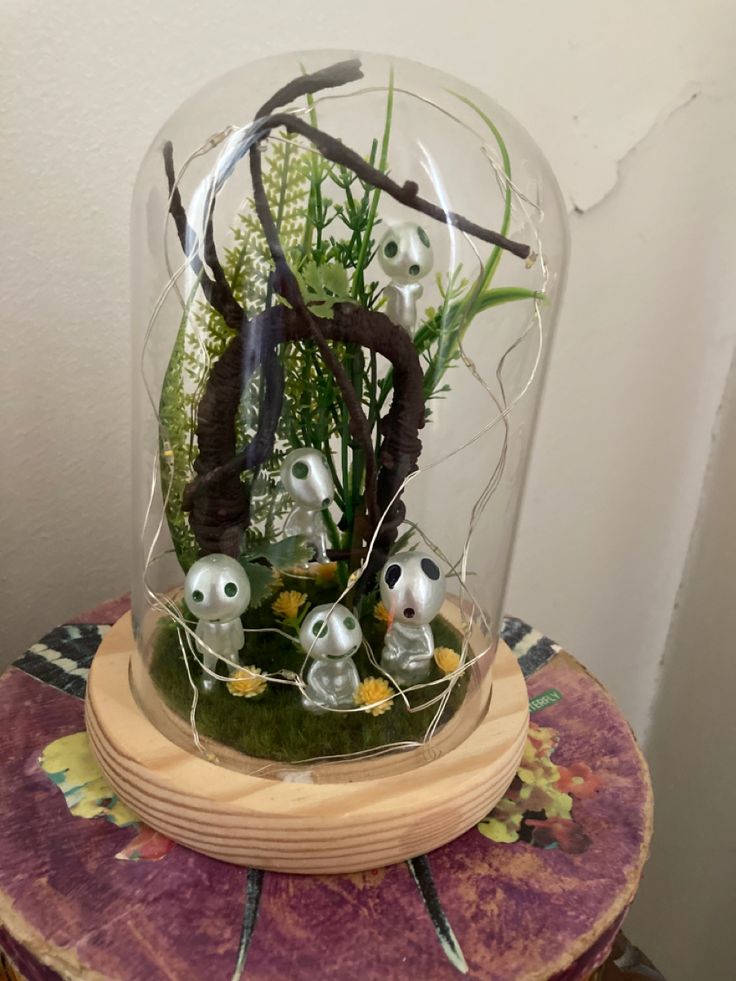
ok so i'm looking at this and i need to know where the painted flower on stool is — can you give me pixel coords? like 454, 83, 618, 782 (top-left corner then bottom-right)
227, 666, 267, 699
354, 677, 395, 717
555, 762, 601, 799
434, 647, 461, 675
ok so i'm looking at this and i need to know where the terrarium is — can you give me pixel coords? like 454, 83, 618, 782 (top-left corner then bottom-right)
86, 50, 568, 872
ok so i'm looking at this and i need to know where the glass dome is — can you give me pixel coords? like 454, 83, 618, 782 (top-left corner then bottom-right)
130, 50, 568, 781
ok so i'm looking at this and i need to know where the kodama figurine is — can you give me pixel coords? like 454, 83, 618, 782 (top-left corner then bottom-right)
184, 554, 251, 692
299, 603, 362, 713
379, 551, 446, 686
281, 447, 335, 564
378, 221, 434, 334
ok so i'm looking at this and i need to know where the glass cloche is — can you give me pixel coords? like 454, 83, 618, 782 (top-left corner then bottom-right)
129, 50, 568, 781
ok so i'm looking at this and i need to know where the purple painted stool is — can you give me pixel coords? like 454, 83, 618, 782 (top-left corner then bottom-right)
0, 598, 652, 981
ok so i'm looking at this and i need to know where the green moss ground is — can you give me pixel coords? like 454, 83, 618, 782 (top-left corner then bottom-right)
149, 573, 468, 763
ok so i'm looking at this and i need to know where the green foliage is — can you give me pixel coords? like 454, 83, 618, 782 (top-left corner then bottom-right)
290, 258, 354, 318
247, 534, 314, 570
239, 562, 275, 609
158, 78, 542, 578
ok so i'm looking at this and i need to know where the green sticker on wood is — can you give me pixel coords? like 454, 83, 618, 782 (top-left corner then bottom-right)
529, 688, 562, 714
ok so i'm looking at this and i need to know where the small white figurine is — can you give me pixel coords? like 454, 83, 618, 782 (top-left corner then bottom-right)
184, 554, 251, 692
378, 221, 434, 335
379, 551, 446, 686
299, 603, 362, 713
281, 447, 334, 564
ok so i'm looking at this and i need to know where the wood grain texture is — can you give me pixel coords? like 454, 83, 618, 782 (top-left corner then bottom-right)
85, 613, 529, 873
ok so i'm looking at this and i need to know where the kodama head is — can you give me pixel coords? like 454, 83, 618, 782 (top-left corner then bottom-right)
281, 448, 335, 511
184, 554, 251, 622
379, 551, 446, 626
378, 221, 434, 285
300, 603, 363, 661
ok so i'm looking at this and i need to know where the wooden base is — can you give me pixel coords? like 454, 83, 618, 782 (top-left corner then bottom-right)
85, 613, 529, 873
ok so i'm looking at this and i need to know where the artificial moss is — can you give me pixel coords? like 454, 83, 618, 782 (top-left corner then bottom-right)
149, 573, 469, 763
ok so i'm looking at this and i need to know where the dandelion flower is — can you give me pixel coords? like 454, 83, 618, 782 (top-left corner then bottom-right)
315, 561, 338, 584
434, 647, 461, 675
227, 666, 267, 699
354, 677, 395, 717
373, 601, 390, 625
272, 590, 308, 621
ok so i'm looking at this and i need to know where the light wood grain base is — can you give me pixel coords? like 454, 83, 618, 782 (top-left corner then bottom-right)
85, 613, 529, 873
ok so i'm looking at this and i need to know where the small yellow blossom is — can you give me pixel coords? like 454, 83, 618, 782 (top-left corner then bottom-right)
315, 561, 338, 584
373, 601, 390, 625
434, 647, 461, 675
272, 590, 308, 621
354, 677, 395, 717
227, 666, 267, 699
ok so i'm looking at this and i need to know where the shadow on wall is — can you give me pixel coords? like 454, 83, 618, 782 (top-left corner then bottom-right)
625, 352, 736, 981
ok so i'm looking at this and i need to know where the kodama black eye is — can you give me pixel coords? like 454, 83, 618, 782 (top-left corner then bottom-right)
343, 616, 356, 630
292, 461, 309, 479
224, 582, 238, 597
192, 590, 204, 603
384, 564, 402, 588
421, 558, 440, 580
384, 240, 398, 258
312, 620, 328, 638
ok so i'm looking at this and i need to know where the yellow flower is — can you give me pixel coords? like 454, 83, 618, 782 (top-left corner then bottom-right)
315, 561, 338, 584
227, 666, 267, 698
272, 590, 308, 621
374, 601, 390, 625
354, 677, 395, 717
434, 646, 461, 675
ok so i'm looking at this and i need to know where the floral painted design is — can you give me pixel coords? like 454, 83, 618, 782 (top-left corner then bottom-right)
555, 761, 602, 799
39, 732, 137, 827
478, 722, 600, 854
39, 731, 176, 862
115, 825, 177, 862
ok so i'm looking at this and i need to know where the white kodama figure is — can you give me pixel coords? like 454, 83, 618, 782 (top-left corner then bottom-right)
379, 551, 446, 687
184, 554, 251, 692
377, 221, 434, 334
299, 603, 363, 713
281, 447, 335, 564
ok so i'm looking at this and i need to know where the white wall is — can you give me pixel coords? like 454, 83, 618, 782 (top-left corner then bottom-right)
2, 0, 735, 747
624, 353, 736, 981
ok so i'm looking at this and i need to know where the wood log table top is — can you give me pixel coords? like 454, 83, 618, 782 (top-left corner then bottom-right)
0, 598, 652, 981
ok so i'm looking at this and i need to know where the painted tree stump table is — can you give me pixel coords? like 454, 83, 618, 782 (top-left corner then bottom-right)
0, 599, 652, 981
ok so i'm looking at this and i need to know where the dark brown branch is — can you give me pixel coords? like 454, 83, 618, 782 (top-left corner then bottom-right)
256, 58, 363, 118
248, 125, 381, 528
247, 115, 531, 260
182, 302, 425, 571
163, 141, 245, 333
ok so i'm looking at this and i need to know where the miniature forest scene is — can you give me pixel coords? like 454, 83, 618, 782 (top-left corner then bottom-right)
133, 52, 565, 772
